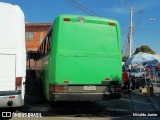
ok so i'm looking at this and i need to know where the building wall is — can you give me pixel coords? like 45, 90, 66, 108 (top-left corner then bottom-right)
26, 23, 51, 70
26, 23, 51, 51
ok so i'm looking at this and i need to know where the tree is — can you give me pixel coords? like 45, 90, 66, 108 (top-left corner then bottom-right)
134, 45, 155, 55
122, 55, 129, 62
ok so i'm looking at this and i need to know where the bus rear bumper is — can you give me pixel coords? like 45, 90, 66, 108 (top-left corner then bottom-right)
49, 92, 121, 101
49, 84, 122, 101
0, 91, 24, 108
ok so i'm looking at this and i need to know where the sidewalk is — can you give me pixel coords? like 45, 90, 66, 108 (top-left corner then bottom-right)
147, 80, 160, 111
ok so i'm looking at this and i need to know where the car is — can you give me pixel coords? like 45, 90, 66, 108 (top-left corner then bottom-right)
129, 67, 146, 78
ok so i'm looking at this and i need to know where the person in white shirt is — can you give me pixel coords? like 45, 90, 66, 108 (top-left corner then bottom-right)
146, 72, 151, 87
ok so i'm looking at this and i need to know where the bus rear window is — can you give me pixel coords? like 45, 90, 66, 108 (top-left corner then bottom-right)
60, 22, 119, 53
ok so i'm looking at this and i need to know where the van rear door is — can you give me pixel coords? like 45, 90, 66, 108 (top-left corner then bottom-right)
0, 54, 16, 91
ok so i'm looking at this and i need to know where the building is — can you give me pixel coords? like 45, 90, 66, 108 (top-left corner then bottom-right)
25, 23, 51, 51
25, 23, 51, 70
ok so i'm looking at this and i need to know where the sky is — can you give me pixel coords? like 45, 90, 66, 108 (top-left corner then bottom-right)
1, 0, 160, 55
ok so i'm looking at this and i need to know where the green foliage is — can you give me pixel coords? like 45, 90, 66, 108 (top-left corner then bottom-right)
134, 45, 155, 55
122, 55, 129, 62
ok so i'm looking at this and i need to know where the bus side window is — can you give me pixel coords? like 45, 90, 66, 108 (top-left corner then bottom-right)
45, 37, 48, 54
48, 36, 51, 52
36, 28, 53, 59
48, 30, 52, 53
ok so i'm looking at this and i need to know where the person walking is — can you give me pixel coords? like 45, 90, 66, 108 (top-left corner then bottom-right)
123, 69, 130, 92
146, 72, 151, 87
151, 66, 155, 79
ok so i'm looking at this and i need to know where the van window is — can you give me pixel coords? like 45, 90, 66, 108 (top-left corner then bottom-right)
130, 68, 140, 73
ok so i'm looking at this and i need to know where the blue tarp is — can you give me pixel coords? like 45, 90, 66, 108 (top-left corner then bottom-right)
125, 52, 160, 65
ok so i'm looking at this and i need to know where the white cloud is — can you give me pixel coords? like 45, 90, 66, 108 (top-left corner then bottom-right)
104, 7, 129, 14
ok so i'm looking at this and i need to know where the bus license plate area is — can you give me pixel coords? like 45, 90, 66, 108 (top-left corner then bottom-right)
83, 86, 96, 90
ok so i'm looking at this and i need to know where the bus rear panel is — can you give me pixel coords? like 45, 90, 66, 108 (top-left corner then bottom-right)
0, 2, 26, 107
47, 15, 122, 101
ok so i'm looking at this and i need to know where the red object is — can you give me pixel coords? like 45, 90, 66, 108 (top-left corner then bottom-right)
109, 22, 115, 26
105, 78, 110, 80
64, 18, 71, 22
123, 71, 129, 82
9, 96, 15, 98
50, 85, 64, 93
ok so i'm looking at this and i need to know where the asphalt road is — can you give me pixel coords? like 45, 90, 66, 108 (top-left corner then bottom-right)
1, 78, 160, 120
3, 92, 160, 120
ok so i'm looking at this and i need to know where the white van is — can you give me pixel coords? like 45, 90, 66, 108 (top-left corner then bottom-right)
130, 67, 146, 78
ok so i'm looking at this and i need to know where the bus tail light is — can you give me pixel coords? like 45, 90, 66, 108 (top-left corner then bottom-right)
16, 77, 22, 90
9, 96, 15, 99
64, 18, 70, 22
109, 22, 115, 26
50, 85, 65, 93
105, 78, 110, 80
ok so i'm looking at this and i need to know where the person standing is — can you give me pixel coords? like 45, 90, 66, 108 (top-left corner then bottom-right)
158, 68, 160, 80
146, 72, 151, 87
123, 69, 130, 92
151, 66, 156, 82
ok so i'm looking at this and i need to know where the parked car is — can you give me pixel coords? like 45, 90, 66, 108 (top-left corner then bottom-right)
129, 67, 146, 78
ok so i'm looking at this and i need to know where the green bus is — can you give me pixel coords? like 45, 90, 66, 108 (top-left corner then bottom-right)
35, 15, 122, 101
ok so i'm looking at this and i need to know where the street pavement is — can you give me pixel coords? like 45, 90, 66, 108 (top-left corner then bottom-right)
1, 78, 160, 120
150, 79, 160, 104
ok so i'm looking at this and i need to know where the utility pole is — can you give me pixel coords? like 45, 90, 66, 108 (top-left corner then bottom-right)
129, 7, 133, 58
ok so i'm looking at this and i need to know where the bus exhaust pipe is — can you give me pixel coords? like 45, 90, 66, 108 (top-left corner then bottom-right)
7, 101, 13, 107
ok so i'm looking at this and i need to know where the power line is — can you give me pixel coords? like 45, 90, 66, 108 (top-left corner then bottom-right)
120, 24, 130, 28
121, 24, 160, 32
137, 27, 160, 32
133, 10, 145, 34
69, 0, 102, 17
121, 29, 130, 36
65, 0, 93, 15
137, 29, 160, 38
125, 34, 130, 55
66, 0, 93, 15
65, 0, 102, 17
134, 10, 144, 27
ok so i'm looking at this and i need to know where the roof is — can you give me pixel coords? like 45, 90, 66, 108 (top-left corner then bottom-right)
0, 2, 24, 49
25, 23, 51, 26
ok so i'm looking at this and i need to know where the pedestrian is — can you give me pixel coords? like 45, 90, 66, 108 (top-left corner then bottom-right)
158, 68, 160, 80
146, 72, 151, 87
151, 66, 156, 80
123, 69, 130, 92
